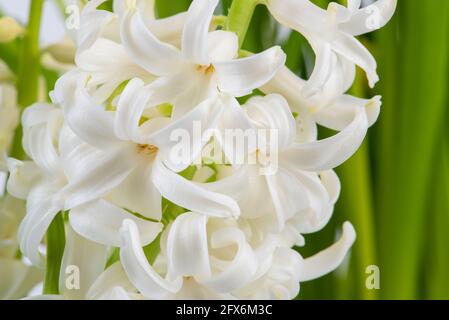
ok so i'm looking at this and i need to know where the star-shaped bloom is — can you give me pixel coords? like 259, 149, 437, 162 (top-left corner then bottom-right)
193, 94, 369, 239
7, 101, 163, 266
120, 0, 286, 118
265, 0, 397, 93
261, 65, 381, 132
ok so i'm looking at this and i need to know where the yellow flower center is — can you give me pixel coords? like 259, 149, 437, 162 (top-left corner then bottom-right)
136, 144, 158, 156
196, 64, 215, 75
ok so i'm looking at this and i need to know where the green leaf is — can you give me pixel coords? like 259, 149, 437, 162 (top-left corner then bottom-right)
43, 213, 66, 295
374, 0, 449, 299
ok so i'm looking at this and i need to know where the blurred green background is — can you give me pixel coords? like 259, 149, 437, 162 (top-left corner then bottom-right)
2, 0, 449, 300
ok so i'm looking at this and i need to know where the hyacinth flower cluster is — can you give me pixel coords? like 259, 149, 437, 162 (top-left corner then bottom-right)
1, 0, 396, 299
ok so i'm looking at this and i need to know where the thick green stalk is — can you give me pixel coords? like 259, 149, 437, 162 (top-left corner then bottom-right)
426, 142, 449, 299
156, 0, 191, 18
10, 0, 44, 160
17, 0, 43, 107
43, 213, 66, 295
226, 0, 260, 48
375, 0, 449, 299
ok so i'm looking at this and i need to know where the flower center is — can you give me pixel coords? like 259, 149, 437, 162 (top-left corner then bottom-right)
196, 64, 215, 75
136, 144, 158, 156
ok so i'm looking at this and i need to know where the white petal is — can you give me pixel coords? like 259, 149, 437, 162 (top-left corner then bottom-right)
215, 95, 256, 164
120, 8, 185, 76
18, 179, 65, 266
199, 227, 258, 293
302, 42, 334, 98
174, 279, 234, 299
77, 0, 116, 54
0, 258, 42, 300
260, 66, 307, 110
86, 262, 136, 300
245, 94, 296, 151
266, 167, 328, 232
0, 171, 6, 197
310, 53, 356, 105
92, 286, 127, 300
63, 83, 118, 150
332, 32, 378, 87
141, 72, 195, 112
215, 46, 286, 97
148, 13, 186, 46
114, 0, 155, 20
150, 96, 224, 172
6, 159, 41, 200
281, 108, 369, 171
21, 102, 59, 128
59, 224, 108, 299
208, 31, 238, 62
76, 38, 149, 103
313, 95, 381, 131
232, 165, 275, 219
120, 219, 182, 299
182, 0, 219, 65
266, 0, 328, 34
22, 104, 62, 172
70, 200, 163, 247
152, 157, 240, 218
114, 78, 149, 143
347, 0, 362, 11
166, 212, 211, 278
199, 165, 249, 201
339, 0, 398, 36
61, 147, 136, 210
321, 170, 341, 205
236, 247, 301, 300
108, 162, 162, 220
299, 222, 356, 281
23, 124, 59, 173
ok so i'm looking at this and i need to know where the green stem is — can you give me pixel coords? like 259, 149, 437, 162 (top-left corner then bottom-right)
18, 0, 43, 107
10, 0, 44, 160
426, 142, 449, 299
226, 0, 260, 48
43, 213, 66, 295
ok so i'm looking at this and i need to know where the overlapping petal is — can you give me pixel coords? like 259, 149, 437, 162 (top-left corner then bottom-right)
182, 0, 219, 65
120, 219, 182, 299
215, 46, 286, 97
299, 222, 356, 281
70, 200, 163, 247
152, 157, 240, 218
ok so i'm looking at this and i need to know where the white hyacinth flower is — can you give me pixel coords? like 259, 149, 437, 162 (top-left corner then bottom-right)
0, 195, 42, 300
119, 0, 285, 121
265, 0, 397, 92
261, 65, 382, 132
1, 0, 397, 300
0, 61, 20, 194
7, 102, 163, 266
118, 216, 355, 300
